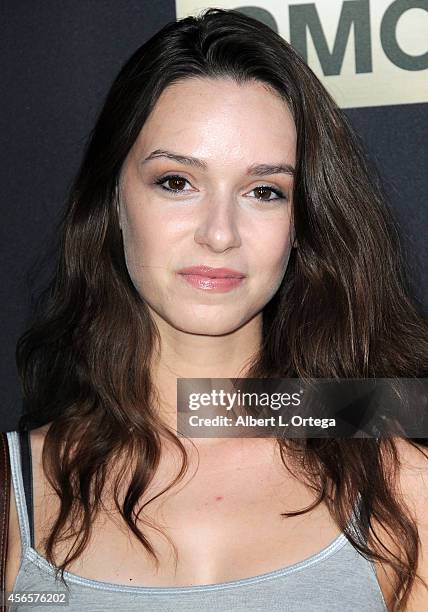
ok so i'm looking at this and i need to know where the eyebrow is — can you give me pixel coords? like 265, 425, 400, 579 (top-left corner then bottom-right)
141, 149, 295, 177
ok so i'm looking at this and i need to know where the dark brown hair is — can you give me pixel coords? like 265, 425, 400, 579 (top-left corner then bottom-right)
16, 8, 428, 610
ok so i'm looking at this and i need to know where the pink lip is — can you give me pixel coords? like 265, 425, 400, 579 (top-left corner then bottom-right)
177, 266, 246, 293
177, 265, 246, 278
178, 274, 244, 292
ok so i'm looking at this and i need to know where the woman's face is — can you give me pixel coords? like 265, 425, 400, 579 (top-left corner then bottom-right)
118, 77, 296, 335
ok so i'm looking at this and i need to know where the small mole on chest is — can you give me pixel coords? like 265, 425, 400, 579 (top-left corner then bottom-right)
215, 496, 224, 501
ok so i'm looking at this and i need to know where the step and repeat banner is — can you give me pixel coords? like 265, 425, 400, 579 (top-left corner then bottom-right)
1, 1, 427, 428
177, 0, 428, 108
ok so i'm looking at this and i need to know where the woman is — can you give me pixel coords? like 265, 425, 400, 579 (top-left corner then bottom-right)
5, 8, 428, 611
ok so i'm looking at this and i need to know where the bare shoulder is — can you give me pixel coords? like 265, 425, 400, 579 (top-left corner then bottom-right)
369, 439, 428, 609
393, 438, 428, 506
5, 423, 54, 593
31, 422, 52, 446
394, 437, 428, 466
393, 438, 428, 610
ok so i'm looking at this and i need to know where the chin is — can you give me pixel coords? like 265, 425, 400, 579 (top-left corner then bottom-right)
169, 315, 247, 336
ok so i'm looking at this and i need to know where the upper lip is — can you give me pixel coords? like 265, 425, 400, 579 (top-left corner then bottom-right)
178, 265, 246, 278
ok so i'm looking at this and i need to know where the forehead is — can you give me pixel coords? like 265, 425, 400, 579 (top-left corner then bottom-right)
132, 77, 296, 166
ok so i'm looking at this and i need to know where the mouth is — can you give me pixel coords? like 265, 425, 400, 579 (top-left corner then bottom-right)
177, 265, 246, 279
177, 267, 246, 293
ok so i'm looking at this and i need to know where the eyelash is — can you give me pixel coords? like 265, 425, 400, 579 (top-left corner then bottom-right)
153, 174, 287, 203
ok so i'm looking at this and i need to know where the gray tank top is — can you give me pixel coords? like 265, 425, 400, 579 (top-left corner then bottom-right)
7, 430, 387, 611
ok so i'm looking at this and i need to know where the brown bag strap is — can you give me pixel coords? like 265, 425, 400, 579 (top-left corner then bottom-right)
0, 432, 11, 612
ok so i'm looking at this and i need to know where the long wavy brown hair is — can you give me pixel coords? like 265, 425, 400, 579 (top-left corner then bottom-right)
16, 8, 428, 610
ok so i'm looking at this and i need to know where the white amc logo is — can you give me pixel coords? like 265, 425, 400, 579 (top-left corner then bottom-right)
176, 0, 428, 109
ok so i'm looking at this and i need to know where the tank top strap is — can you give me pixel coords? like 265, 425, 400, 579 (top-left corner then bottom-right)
6, 430, 34, 553
19, 429, 35, 548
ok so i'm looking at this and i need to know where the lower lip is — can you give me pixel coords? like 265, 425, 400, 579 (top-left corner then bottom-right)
178, 274, 245, 292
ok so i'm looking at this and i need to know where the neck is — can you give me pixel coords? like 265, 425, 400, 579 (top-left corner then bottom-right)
149, 308, 263, 438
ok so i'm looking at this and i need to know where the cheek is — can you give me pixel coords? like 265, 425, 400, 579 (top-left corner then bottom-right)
256, 225, 293, 273
251, 226, 293, 297
122, 199, 159, 255
121, 210, 164, 291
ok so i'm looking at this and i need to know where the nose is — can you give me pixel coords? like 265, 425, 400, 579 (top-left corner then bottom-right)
193, 195, 242, 253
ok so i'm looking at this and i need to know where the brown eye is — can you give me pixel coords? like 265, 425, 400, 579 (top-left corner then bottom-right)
251, 185, 285, 202
167, 177, 186, 191
254, 186, 274, 200
155, 174, 190, 192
